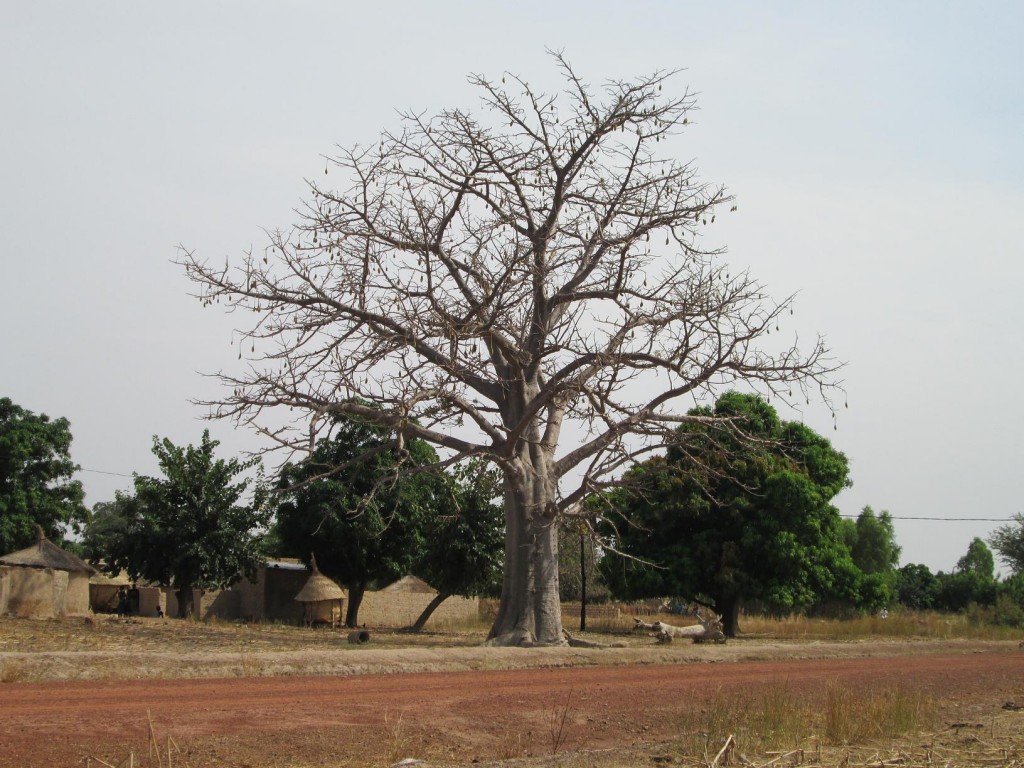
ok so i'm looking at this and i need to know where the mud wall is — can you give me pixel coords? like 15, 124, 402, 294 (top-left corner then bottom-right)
0, 566, 56, 618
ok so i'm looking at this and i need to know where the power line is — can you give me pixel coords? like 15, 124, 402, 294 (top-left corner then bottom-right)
70, 469, 1022, 523
839, 514, 1015, 522
77, 467, 134, 478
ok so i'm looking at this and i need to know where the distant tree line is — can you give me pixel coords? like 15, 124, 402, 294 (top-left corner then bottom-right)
562, 393, 1024, 634
4, 394, 1024, 634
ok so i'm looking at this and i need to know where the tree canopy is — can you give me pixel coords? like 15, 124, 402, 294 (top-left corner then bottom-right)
408, 459, 504, 631
989, 513, 1024, 575
957, 536, 995, 579
894, 563, 940, 610
931, 538, 998, 612
80, 496, 132, 566
273, 413, 446, 627
105, 430, 269, 617
842, 506, 900, 575
180, 57, 841, 645
599, 391, 852, 635
0, 397, 87, 554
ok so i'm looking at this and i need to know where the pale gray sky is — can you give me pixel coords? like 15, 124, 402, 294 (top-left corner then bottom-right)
2, 2, 1021, 573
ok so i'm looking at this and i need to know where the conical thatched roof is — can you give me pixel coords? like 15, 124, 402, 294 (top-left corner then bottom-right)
88, 568, 132, 586
0, 528, 96, 574
381, 575, 435, 594
294, 555, 346, 603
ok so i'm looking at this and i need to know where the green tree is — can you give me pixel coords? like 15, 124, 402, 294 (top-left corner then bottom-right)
181, 58, 840, 646
842, 506, 901, 575
894, 563, 940, 610
934, 538, 998, 612
989, 513, 1024, 574
274, 413, 444, 627
835, 505, 900, 610
0, 397, 87, 554
80, 496, 132, 565
599, 392, 852, 636
999, 572, 1024, 612
408, 460, 504, 632
108, 430, 269, 617
957, 537, 995, 578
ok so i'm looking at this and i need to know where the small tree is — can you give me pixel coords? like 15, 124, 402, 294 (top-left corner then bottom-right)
180, 56, 840, 645
274, 413, 444, 627
0, 397, 87, 553
558, 519, 610, 632
81, 496, 132, 565
989, 513, 1024, 574
409, 460, 504, 632
599, 392, 852, 636
934, 538, 999, 612
109, 430, 269, 617
842, 506, 901, 575
894, 563, 940, 610
558, 520, 608, 604
957, 537, 995, 579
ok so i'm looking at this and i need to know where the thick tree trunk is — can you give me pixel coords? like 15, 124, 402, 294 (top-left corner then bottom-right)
175, 586, 193, 619
719, 595, 740, 638
408, 592, 450, 633
487, 466, 564, 646
345, 581, 366, 628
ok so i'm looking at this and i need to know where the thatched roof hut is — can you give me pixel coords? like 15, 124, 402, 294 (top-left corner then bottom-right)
379, 574, 435, 593
0, 528, 95, 618
294, 555, 346, 627
0, 529, 96, 574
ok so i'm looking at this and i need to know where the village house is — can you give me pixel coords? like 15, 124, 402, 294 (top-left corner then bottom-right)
0, 529, 95, 618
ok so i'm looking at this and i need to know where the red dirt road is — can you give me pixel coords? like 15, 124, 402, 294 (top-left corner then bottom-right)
2, 650, 1022, 767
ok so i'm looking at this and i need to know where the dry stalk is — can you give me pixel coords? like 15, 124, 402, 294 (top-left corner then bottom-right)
549, 689, 575, 755
148, 709, 161, 768
710, 733, 735, 767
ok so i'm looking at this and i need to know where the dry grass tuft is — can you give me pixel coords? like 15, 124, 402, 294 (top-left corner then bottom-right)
675, 681, 812, 757
739, 610, 1022, 641
823, 680, 934, 743
0, 658, 30, 683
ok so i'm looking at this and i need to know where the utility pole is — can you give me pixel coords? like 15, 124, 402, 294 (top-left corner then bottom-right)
579, 530, 587, 632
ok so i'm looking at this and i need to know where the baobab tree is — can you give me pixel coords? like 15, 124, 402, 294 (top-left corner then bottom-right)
180, 54, 840, 646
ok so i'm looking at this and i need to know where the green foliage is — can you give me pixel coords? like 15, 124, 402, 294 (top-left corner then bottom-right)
935, 572, 997, 612
0, 397, 87, 553
842, 506, 900, 575
105, 430, 269, 616
957, 537, 995, 578
598, 392, 854, 635
894, 563, 940, 610
932, 537, 999, 613
989, 512, 1024, 575
80, 496, 132, 565
413, 459, 504, 601
273, 412, 446, 625
965, 595, 1024, 629
999, 571, 1024, 608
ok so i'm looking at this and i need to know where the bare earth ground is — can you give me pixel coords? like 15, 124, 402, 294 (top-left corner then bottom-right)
1, 617, 1022, 767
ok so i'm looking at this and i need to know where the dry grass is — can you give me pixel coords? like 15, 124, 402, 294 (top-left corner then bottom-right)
674, 680, 813, 757
4, 611, 1021, 768
2, 611, 1020, 685
463, 692, 1015, 768
739, 610, 1022, 641
823, 680, 934, 744
0, 657, 31, 683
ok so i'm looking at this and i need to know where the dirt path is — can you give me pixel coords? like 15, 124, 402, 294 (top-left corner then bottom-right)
2, 649, 1022, 767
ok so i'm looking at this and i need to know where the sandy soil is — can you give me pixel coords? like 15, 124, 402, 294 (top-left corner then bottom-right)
1, 634, 1022, 767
